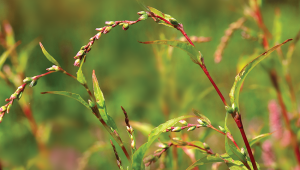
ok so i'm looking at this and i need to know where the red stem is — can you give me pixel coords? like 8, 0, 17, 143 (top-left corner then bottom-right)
198, 64, 228, 106
234, 114, 258, 170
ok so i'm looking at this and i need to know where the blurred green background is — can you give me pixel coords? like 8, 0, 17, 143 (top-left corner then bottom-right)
0, 0, 300, 169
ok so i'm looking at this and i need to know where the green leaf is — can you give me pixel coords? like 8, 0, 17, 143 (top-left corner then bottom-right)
248, 133, 272, 147
272, 9, 281, 45
39, 42, 61, 67
225, 136, 248, 167
92, 70, 116, 131
148, 6, 164, 18
130, 121, 154, 137
139, 40, 202, 65
220, 154, 249, 170
0, 41, 20, 69
17, 38, 39, 73
132, 115, 194, 170
192, 109, 211, 125
229, 39, 292, 113
147, 6, 179, 27
77, 56, 87, 85
186, 154, 223, 170
41, 91, 91, 111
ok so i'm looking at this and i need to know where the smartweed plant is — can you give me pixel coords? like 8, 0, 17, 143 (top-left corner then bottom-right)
0, 0, 299, 169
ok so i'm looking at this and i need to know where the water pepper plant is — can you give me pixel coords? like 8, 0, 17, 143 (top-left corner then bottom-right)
0, 0, 299, 169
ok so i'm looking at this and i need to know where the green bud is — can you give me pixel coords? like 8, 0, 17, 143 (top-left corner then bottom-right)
197, 119, 207, 126
203, 143, 210, 150
88, 99, 96, 108
179, 120, 188, 126
139, 14, 148, 21
6, 104, 12, 113
105, 21, 115, 26
169, 18, 179, 25
29, 80, 38, 87
23, 77, 33, 84
103, 26, 112, 34
154, 148, 164, 153
137, 11, 147, 15
241, 147, 246, 156
172, 137, 182, 141
95, 27, 103, 31
46, 65, 60, 72
0, 106, 7, 112
225, 105, 234, 114
159, 143, 169, 149
17, 92, 23, 100
171, 127, 182, 132
122, 23, 129, 31
187, 126, 196, 131
218, 126, 226, 133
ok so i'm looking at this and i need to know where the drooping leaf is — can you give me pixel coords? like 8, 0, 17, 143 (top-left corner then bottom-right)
0, 41, 21, 69
77, 56, 87, 85
186, 154, 223, 170
229, 39, 292, 113
139, 40, 202, 65
192, 109, 211, 125
248, 133, 272, 147
39, 42, 61, 67
41, 91, 91, 111
132, 115, 194, 170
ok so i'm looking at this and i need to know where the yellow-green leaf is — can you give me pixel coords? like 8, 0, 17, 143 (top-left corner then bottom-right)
229, 39, 292, 113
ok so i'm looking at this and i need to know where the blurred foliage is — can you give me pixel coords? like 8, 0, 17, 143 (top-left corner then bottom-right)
0, 0, 300, 169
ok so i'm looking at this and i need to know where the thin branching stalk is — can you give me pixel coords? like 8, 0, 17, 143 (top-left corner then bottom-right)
110, 140, 124, 170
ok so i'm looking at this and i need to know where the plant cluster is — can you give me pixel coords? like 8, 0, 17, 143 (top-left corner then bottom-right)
0, 0, 299, 169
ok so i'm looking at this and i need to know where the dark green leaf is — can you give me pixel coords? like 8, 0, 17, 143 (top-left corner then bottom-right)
41, 91, 90, 111
229, 39, 292, 113
132, 115, 194, 170
192, 109, 211, 124
39, 42, 61, 67
139, 40, 202, 65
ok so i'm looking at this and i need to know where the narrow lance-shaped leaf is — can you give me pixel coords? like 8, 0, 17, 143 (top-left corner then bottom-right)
41, 91, 91, 111
39, 42, 61, 67
186, 154, 224, 170
77, 56, 87, 85
248, 133, 272, 147
139, 40, 202, 65
92, 70, 118, 132
0, 41, 21, 69
229, 39, 292, 113
192, 109, 211, 125
225, 136, 249, 168
147, 6, 179, 27
132, 115, 194, 170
